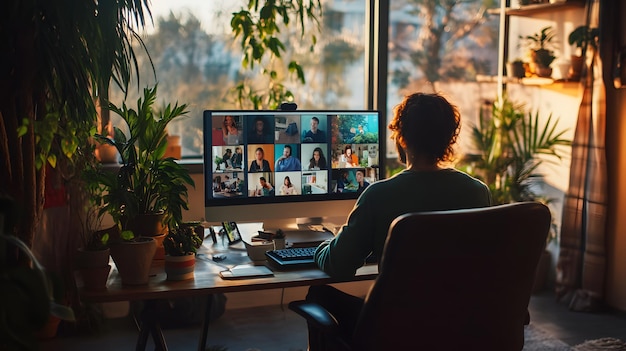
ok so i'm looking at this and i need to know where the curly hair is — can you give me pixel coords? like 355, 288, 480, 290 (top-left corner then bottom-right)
388, 92, 461, 165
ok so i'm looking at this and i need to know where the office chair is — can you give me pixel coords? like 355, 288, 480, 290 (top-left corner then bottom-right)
289, 202, 551, 351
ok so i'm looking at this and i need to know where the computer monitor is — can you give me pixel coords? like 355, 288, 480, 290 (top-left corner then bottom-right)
203, 109, 385, 230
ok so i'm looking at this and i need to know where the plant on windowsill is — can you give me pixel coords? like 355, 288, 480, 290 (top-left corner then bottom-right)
567, 25, 599, 81
89, 84, 194, 285
163, 225, 203, 281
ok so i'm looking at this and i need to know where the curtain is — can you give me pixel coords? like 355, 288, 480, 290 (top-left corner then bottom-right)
555, 0, 608, 312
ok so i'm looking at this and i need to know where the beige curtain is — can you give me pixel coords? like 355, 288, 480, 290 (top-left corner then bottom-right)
555, 0, 608, 312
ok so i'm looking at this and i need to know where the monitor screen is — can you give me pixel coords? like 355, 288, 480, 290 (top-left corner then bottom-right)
203, 110, 384, 229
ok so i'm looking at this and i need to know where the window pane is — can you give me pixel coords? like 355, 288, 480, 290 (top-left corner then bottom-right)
386, 0, 501, 162
109, 0, 368, 158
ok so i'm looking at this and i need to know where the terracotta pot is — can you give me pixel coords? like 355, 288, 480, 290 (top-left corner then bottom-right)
536, 67, 553, 78
109, 237, 156, 285
125, 212, 166, 260
77, 264, 112, 292
569, 54, 584, 81
164, 135, 182, 159
75, 247, 110, 269
95, 143, 119, 163
126, 212, 165, 237
164, 254, 195, 281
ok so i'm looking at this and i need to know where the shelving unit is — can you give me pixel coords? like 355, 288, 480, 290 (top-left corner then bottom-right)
488, 0, 585, 17
491, 0, 586, 94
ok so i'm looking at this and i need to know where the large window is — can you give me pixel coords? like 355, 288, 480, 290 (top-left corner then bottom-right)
110, 0, 501, 165
111, 0, 369, 158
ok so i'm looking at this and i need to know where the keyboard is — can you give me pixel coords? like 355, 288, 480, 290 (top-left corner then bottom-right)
265, 247, 317, 268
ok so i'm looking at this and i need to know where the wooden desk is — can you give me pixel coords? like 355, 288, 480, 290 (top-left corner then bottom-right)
81, 244, 378, 351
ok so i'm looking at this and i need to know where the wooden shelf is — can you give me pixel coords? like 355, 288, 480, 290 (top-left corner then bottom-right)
510, 80, 582, 97
488, 0, 585, 17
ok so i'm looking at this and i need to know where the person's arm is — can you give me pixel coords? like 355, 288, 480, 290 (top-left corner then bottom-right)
314, 191, 375, 278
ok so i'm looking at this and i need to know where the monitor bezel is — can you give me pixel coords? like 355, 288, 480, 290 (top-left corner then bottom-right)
203, 109, 385, 209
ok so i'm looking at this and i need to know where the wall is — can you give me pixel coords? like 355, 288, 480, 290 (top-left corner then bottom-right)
604, 1, 626, 310
606, 76, 626, 310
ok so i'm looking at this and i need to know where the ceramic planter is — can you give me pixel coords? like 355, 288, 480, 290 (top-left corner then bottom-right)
273, 238, 286, 250
109, 237, 156, 285
164, 254, 195, 281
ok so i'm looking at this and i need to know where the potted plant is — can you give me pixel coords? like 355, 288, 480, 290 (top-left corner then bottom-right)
105, 229, 157, 286
459, 97, 571, 291
567, 25, 599, 81
214, 155, 224, 171
163, 225, 203, 281
75, 162, 114, 265
273, 229, 286, 250
74, 217, 113, 291
91, 84, 194, 284
506, 58, 526, 80
459, 97, 571, 204
519, 26, 557, 78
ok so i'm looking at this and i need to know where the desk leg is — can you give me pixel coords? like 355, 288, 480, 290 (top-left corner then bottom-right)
136, 299, 168, 351
197, 294, 214, 351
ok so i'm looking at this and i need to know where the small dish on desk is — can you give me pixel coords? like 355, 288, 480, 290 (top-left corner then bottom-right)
244, 240, 275, 262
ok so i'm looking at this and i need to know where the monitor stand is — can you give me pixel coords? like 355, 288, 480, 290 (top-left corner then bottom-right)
262, 217, 341, 248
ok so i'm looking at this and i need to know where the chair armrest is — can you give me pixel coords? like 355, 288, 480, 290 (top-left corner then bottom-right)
288, 300, 341, 334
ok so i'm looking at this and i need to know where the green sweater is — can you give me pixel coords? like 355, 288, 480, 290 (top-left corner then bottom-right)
314, 168, 493, 278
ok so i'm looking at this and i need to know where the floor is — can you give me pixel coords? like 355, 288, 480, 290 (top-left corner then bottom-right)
40, 287, 626, 351
528, 289, 626, 346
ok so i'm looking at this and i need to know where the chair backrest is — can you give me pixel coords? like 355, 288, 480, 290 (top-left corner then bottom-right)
352, 202, 550, 351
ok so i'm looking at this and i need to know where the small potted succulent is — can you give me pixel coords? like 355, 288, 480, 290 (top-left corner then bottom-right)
273, 229, 286, 250
163, 226, 203, 281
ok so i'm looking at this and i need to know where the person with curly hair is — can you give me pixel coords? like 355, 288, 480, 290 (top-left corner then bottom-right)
306, 92, 493, 347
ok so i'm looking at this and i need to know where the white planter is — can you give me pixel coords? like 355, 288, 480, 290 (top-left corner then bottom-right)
164, 254, 195, 281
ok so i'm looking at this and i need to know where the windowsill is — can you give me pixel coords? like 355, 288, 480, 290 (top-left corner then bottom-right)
100, 157, 204, 174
